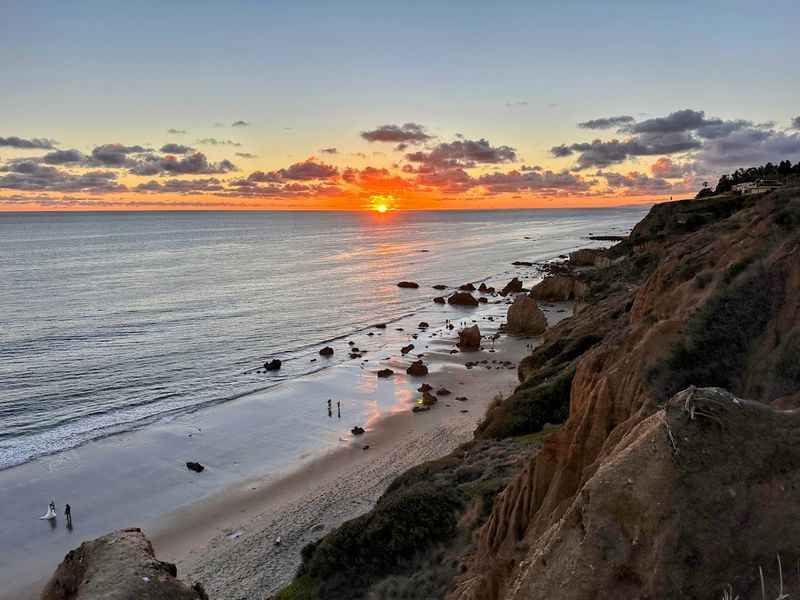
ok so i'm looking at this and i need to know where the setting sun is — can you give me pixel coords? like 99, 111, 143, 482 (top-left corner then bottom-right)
369, 194, 395, 213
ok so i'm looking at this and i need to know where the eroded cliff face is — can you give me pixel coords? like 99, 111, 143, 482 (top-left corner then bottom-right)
452, 190, 800, 600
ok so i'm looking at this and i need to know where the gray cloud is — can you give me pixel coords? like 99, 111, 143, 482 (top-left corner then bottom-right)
406, 138, 517, 169
42, 149, 85, 164
477, 168, 590, 194
235, 152, 257, 159
792, 116, 800, 130
578, 115, 634, 130
129, 152, 237, 176
361, 123, 432, 144
320, 147, 338, 154
246, 159, 338, 182
197, 138, 242, 147
231, 120, 249, 127
0, 161, 125, 193
167, 128, 187, 135
0, 136, 57, 149
160, 143, 195, 154
692, 127, 800, 169
135, 177, 225, 194
90, 144, 149, 167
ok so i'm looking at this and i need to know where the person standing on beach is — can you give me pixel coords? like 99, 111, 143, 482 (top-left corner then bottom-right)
64, 504, 72, 528
337, 400, 341, 419
327, 398, 332, 418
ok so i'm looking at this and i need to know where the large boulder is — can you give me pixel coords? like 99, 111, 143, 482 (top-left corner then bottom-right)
499, 277, 523, 296
41, 528, 207, 600
506, 295, 547, 335
448, 292, 479, 307
458, 325, 481, 350
568, 247, 607, 267
529, 275, 586, 301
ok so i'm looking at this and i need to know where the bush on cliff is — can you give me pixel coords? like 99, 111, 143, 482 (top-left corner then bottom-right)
654, 265, 785, 401
476, 367, 574, 439
299, 481, 462, 598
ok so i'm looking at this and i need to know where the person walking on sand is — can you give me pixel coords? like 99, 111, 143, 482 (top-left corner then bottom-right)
64, 503, 72, 528
337, 400, 341, 419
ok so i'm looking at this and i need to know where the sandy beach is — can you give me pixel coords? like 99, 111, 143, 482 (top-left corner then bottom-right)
0, 261, 571, 600
151, 304, 571, 599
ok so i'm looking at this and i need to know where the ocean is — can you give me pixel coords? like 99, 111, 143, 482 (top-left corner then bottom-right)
0, 207, 647, 471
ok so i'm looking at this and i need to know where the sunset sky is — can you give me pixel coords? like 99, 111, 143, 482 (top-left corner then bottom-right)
2, 1, 799, 211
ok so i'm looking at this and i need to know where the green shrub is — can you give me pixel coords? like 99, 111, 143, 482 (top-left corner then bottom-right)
658, 266, 785, 400
476, 368, 575, 439
274, 575, 318, 600
774, 206, 800, 228
302, 482, 462, 598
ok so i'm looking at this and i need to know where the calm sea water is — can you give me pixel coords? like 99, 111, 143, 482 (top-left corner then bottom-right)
0, 208, 646, 471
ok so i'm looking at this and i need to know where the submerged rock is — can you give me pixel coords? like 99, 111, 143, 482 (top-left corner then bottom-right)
401, 344, 414, 354
350, 426, 365, 435
41, 528, 207, 600
319, 346, 334, 357
459, 283, 476, 292
264, 358, 282, 371
432, 284, 448, 290
377, 368, 394, 378
433, 296, 446, 304
186, 461, 205, 473
397, 281, 419, 289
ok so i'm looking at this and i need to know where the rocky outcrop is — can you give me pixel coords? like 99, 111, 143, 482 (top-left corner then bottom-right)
568, 247, 606, 267
448, 292, 479, 307
505, 295, 546, 335
499, 277, 523, 296
457, 325, 481, 350
264, 359, 282, 371
41, 528, 207, 600
406, 360, 429, 377
529, 275, 586, 301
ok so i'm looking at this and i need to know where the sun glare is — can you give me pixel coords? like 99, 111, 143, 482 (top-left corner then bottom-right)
369, 194, 395, 213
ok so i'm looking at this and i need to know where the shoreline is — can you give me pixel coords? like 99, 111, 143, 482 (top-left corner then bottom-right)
0, 268, 571, 600
5, 299, 572, 600
156, 325, 557, 599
